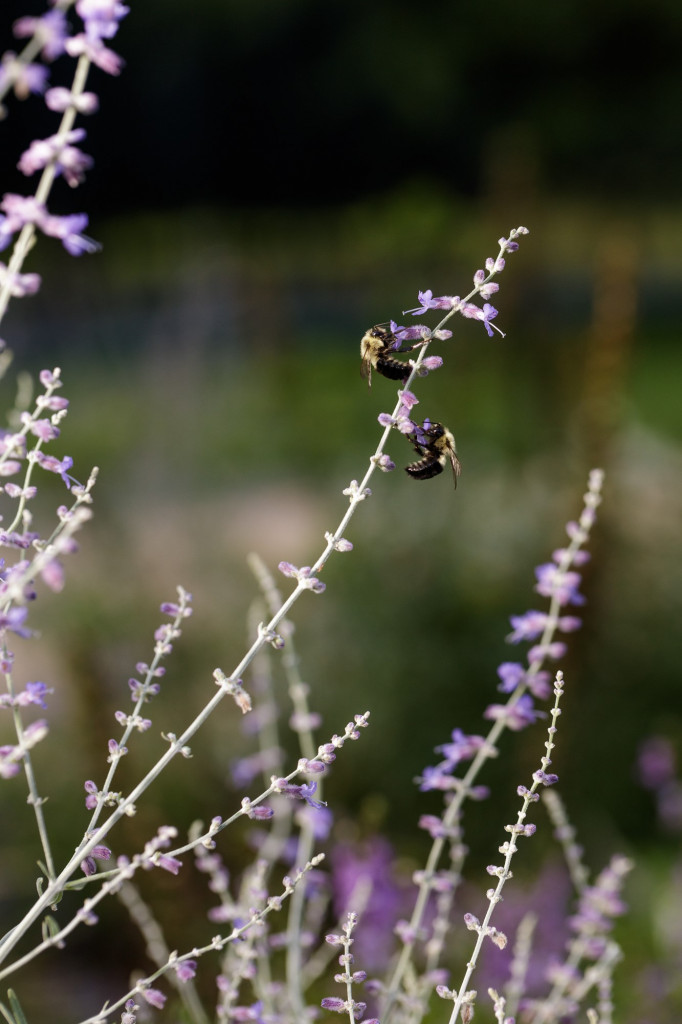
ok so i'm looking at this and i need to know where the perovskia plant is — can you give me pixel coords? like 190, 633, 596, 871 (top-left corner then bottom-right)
0, 5, 633, 1024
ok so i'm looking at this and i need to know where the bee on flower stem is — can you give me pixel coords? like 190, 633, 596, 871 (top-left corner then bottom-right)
360, 323, 418, 387
405, 421, 461, 487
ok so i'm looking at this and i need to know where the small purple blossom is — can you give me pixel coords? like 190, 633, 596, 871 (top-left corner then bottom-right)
19, 681, 51, 708
0, 263, 41, 297
436, 728, 486, 769
533, 769, 559, 786
84, 779, 99, 809
277, 562, 326, 593
534, 563, 585, 606
419, 355, 443, 373
41, 212, 100, 256
45, 87, 100, 115
0, 54, 49, 101
496, 661, 526, 692
140, 988, 166, 1010
507, 611, 550, 643
0, 606, 31, 638
396, 388, 418, 411
484, 694, 543, 731
13, 9, 69, 60
637, 736, 676, 790
405, 290, 460, 315
65, 33, 124, 76
321, 998, 346, 1013
76, 0, 130, 41
460, 302, 504, 338
528, 640, 567, 663
18, 129, 93, 188
174, 959, 197, 982
295, 803, 334, 840
276, 778, 327, 810
34, 452, 79, 488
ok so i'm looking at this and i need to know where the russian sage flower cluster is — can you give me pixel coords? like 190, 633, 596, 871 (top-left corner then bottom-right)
0, 0, 127, 322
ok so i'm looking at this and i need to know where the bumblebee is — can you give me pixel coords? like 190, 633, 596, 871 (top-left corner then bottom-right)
360, 323, 413, 387
405, 421, 461, 487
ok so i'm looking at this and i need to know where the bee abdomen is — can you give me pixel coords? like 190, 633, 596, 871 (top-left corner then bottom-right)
405, 457, 445, 479
376, 355, 409, 380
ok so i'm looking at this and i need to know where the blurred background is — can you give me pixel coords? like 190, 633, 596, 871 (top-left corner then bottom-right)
2, 0, 682, 1020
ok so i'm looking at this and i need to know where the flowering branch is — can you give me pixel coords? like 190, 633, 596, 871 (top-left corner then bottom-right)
381, 469, 605, 1020
446, 670, 566, 1024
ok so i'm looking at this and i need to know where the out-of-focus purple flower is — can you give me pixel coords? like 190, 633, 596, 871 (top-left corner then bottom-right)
65, 33, 124, 75
289, 710, 322, 732
567, 855, 632, 949
0, 606, 31, 638
0, 54, 49, 100
25, 415, 60, 442
13, 9, 69, 60
174, 959, 197, 982
0, 262, 41, 297
0, 193, 47, 246
295, 803, 334, 840
231, 748, 283, 788
484, 694, 543, 731
76, 0, 130, 40
0, 746, 21, 779
527, 640, 567, 663
19, 681, 51, 708
496, 661, 526, 693
436, 728, 486, 770
507, 611, 549, 643
657, 782, 682, 833
534, 563, 585, 606
45, 87, 100, 115
41, 212, 100, 256
637, 736, 676, 790
331, 837, 407, 972
417, 764, 455, 792
140, 988, 166, 1010
418, 814, 458, 840
19, 129, 93, 188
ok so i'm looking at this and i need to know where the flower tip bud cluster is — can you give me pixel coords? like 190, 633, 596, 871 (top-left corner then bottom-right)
278, 561, 326, 593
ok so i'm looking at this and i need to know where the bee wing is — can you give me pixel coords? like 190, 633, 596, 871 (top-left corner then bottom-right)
448, 449, 462, 489
360, 357, 372, 385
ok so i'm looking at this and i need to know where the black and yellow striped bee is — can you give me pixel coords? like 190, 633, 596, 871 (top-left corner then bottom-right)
360, 323, 413, 387
405, 421, 461, 487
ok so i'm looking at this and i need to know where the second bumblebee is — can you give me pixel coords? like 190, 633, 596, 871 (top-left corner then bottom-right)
405, 421, 461, 487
